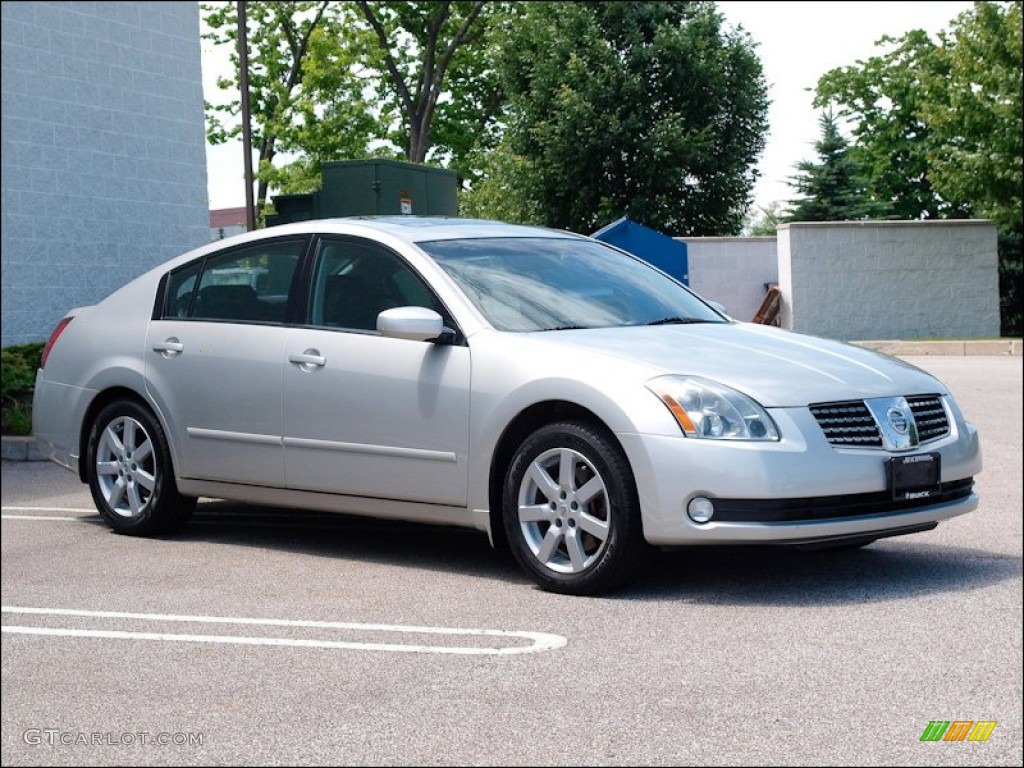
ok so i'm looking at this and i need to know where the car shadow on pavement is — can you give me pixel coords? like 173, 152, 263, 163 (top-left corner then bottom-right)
173, 501, 527, 586
159, 502, 1023, 603
617, 541, 1022, 605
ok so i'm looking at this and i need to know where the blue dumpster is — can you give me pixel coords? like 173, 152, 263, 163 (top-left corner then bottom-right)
591, 217, 689, 285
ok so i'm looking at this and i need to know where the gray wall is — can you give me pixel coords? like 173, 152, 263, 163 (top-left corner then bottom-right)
778, 221, 1000, 341
678, 222, 999, 340
679, 236, 778, 322
1, 1, 209, 346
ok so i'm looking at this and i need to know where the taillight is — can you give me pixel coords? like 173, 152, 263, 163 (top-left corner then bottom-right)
40, 316, 73, 369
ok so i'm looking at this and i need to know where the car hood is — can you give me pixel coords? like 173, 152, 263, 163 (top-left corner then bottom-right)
533, 322, 945, 407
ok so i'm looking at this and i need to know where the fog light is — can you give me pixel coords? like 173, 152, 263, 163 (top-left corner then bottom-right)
687, 496, 715, 524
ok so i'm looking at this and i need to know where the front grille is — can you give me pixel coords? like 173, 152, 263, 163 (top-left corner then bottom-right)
711, 478, 974, 523
906, 394, 951, 442
810, 393, 951, 448
809, 401, 882, 447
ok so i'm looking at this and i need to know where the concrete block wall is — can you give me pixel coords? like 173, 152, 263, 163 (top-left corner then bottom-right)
677, 236, 778, 322
1, 1, 209, 346
778, 221, 1000, 341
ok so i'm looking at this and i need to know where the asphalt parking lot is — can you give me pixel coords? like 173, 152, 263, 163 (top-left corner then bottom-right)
2, 356, 1021, 766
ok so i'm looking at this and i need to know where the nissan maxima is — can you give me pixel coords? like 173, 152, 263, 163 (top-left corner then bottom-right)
32, 217, 982, 594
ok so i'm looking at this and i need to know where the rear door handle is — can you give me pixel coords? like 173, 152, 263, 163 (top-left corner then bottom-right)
152, 338, 184, 357
288, 350, 326, 371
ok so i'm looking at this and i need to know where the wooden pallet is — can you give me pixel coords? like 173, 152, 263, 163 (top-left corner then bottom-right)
752, 284, 781, 325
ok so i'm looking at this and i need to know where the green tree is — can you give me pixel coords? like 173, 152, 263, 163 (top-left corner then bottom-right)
743, 201, 786, 236
814, 30, 968, 220
203, 2, 354, 209
786, 111, 890, 222
203, 1, 505, 209
478, 1, 768, 235
259, 5, 391, 196
924, 1, 1022, 232
353, 1, 506, 179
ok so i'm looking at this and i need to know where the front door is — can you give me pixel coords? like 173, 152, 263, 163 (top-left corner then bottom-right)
282, 236, 471, 506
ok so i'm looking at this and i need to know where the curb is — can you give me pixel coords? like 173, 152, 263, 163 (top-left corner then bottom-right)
1, 435, 48, 462
3, 339, 1020, 463
852, 339, 1021, 356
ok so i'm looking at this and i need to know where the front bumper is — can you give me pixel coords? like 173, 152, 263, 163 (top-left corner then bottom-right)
619, 405, 982, 546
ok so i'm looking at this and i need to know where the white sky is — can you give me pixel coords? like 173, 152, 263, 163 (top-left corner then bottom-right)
201, 1, 974, 216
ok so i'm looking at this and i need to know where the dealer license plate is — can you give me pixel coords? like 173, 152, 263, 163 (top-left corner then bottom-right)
888, 452, 941, 500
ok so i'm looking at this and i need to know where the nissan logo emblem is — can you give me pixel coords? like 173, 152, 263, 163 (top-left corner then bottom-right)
887, 407, 909, 434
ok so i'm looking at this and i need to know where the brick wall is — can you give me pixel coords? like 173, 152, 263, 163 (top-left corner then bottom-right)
1, 1, 209, 346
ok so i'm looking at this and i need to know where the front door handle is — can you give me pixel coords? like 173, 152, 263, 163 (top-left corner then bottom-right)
288, 350, 326, 371
152, 338, 184, 357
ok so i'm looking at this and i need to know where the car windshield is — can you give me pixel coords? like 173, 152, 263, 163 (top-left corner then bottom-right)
418, 237, 725, 332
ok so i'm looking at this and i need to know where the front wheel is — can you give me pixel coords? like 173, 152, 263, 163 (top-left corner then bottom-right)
503, 421, 646, 595
85, 399, 195, 535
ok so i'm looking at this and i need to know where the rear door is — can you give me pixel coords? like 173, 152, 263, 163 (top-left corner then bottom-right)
145, 237, 307, 485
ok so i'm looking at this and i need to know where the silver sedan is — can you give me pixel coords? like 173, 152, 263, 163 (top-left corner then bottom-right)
32, 218, 982, 594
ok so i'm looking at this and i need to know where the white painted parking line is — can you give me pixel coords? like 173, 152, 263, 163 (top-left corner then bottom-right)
1, 506, 101, 523
2, 515, 89, 522
1, 606, 567, 656
2, 506, 97, 514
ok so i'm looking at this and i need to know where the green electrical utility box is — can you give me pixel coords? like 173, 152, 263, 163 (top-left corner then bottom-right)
270, 193, 317, 225
266, 159, 458, 227
320, 160, 458, 217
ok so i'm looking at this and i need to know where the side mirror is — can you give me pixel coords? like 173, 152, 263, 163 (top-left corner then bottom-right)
377, 307, 449, 342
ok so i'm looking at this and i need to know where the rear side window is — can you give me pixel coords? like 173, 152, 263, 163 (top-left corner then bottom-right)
166, 263, 201, 318
163, 239, 305, 323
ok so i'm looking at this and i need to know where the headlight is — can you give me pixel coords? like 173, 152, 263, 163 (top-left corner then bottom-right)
646, 375, 779, 441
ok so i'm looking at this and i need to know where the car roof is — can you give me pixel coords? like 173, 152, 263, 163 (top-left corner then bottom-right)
252, 216, 584, 244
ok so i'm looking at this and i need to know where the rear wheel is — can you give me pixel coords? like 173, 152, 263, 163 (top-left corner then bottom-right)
503, 421, 645, 595
86, 399, 195, 535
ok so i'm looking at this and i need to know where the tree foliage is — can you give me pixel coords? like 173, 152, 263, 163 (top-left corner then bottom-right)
814, 30, 966, 220
353, 1, 505, 177
924, 1, 1022, 232
203, 2, 346, 207
202, 1, 502, 206
786, 110, 890, 222
815, 2, 1022, 228
471, 1, 768, 236
743, 201, 785, 236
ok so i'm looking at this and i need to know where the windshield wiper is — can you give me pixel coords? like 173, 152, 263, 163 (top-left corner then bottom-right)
646, 317, 712, 326
538, 324, 590, 331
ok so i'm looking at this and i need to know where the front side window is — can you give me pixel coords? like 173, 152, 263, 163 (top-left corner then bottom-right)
166, 239, 304, 323
308, 238, 443, 331
419, 237, 725, 332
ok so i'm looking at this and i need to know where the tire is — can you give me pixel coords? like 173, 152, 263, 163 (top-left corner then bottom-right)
85, 399, 195, 536
502, 421, 646, 595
